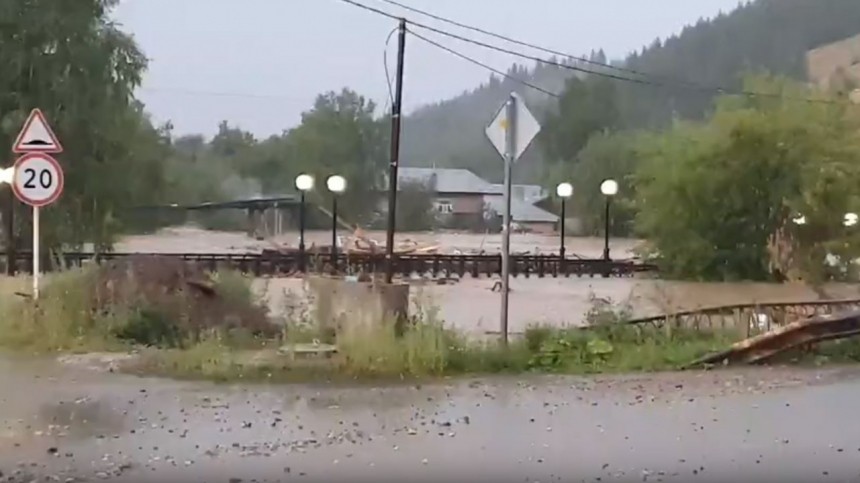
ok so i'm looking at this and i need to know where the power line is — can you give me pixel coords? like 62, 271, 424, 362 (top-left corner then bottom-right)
338, 0, 844, 105
408, 28, 560, 98
335, 0, 651, 86
375, 0, 695, 87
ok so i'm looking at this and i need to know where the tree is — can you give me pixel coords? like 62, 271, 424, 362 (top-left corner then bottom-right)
0, 0, 164, 251
549, 131, 639, 236
280, 89, 388, 224
395, 180, 435, 232
541, 76, 620, 168
634, 75, 860, 282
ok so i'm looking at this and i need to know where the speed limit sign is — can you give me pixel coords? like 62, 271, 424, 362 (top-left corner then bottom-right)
11, 152, 65, 207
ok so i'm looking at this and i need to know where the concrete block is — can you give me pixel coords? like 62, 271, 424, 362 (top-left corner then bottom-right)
305, 276, 410, 339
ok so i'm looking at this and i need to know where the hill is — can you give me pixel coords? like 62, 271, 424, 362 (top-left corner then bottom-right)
399, 0, 860, 183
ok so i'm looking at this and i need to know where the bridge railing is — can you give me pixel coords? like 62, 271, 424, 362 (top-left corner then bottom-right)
0, 251, 657, 279
625, 299, 860, 338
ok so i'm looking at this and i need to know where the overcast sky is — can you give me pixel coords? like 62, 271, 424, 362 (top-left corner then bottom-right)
113, 0, 744, 138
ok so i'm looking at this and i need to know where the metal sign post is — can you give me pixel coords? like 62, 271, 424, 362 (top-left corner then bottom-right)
32, 205, 39, 298
485, 93, 541, 345
500, 95, 516, 346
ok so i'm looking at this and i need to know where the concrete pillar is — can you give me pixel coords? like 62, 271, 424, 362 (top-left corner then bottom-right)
304, 276, 410, 340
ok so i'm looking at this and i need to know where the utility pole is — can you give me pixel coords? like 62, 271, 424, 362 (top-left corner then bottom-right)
384, 18, 407, 284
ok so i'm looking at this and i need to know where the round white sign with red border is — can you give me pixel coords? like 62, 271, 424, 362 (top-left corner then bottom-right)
12, 153, 65, 207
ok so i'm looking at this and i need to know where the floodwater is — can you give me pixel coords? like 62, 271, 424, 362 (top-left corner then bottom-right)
3, 356, 860, 482
118, 228, 860, 334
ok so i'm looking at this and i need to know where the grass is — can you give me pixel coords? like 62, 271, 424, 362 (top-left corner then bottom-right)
0, 265, 836, 384
121, 318, 739, 383
0, 269, 128, 353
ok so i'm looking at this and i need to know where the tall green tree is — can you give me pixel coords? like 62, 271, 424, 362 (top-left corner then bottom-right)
0, 0, 165, 250
541, 76, 620, 168
280, 89, 387, 224
395, 180, 435, 232
550, 131, 639, 237
634, 75, 860, 282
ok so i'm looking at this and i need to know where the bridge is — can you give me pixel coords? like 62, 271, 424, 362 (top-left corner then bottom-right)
2, 251, 657, 279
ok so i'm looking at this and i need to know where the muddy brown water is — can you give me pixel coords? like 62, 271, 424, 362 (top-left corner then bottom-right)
114, 227, 860, 334
3, 355, 860, 482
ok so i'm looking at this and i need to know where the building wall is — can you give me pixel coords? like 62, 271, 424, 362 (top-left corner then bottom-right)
431, 194, 488, 232
433, 194, 485, 215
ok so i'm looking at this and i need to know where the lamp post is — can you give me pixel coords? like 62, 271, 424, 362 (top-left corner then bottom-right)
0, 167, 13, 185
326, 175, 346, 272
295, 174, 314, 273
600, 179, 618, 261
555, 182, 573, 259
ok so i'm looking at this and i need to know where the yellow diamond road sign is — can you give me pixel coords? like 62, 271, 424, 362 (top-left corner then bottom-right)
485, 92, 541, 162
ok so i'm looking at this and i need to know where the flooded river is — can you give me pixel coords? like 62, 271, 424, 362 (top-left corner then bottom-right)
118, 228, 860, 334
2, 356, 860, 482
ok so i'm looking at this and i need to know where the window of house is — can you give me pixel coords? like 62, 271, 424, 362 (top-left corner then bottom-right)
435, 200, 454, 214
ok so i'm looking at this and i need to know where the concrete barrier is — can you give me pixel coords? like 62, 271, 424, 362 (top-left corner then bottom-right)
305, 276, 410, 339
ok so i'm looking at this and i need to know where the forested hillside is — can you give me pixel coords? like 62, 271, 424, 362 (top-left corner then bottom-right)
400, 0, 860, 183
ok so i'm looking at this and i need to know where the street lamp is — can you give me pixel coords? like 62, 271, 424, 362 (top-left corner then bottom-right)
556, 182, 573, 259
0, 167, 14, 185
326, 175, 347, 272
295, 174, 314, 273
845, 212, 858, 227
600, 179, 618, 261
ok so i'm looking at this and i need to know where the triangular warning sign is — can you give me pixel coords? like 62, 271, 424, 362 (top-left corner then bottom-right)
13, 109, 63, 154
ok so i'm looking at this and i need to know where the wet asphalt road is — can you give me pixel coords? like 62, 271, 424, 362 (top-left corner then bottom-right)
3, 357, 860, 483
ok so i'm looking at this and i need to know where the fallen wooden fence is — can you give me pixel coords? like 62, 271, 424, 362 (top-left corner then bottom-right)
685, 309, 860, 368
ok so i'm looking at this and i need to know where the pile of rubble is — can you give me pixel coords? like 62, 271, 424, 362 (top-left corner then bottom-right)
264, 226, 441, 256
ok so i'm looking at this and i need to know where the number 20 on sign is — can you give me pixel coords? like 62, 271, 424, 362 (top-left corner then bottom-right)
12, 153, 64, 207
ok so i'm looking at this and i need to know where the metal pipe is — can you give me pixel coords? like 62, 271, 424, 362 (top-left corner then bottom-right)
559, 199, 566, 259
299, 191, 306, 273
331, 196, 338, 272
603, 197, 612, 261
